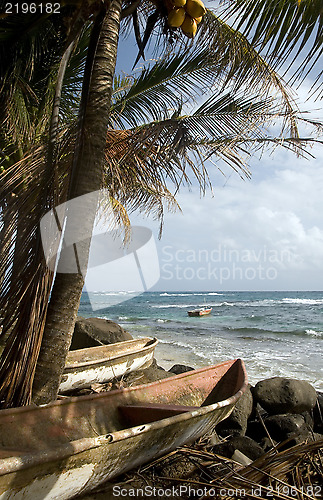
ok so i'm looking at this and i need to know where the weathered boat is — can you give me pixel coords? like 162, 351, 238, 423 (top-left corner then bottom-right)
0, 359, 247, 500
59, 337, 158, 393
188, 307, 212, 317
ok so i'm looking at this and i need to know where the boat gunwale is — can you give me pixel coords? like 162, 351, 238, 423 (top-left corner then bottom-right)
0, 360, 248, 477
0, 359, 245, 416
64, 337, 158, 370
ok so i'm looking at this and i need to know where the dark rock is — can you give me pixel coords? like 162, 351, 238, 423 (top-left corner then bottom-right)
168, 364, 194, 375
151, 358, 166, 371
216, 385, 253, 437
264, 414, 308, 442
246, 419, 267, 443
211, 442, 233, 458
261, 436, 278, 452
212, 436, 264, 461
302, 411, 314, 429
313, 391, 323, 433
253, 377, 317, 415
230, 436, 264, 461
70, 317, 132, 350
282, 430, 313, 448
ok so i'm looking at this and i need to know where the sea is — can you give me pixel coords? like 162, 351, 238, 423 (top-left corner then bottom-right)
78, 290, 323, 391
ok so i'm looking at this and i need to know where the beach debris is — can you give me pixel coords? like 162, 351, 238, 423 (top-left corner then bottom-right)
94, 438, 323, 500
211, 435, 265, 462
231, 449, 252, 465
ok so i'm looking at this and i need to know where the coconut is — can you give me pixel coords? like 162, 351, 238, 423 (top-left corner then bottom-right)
168, 7, 186, 27
181, 14, 197, 38
171, 0, 187, 6
195, 15, 203, 24
185, 0, 206, 19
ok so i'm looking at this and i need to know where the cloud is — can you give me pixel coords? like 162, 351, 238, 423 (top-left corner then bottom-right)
131, 140, 323, 290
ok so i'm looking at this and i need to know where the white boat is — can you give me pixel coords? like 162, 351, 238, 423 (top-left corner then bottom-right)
59, 337, 158, 393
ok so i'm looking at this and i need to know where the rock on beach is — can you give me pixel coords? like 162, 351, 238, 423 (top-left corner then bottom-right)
253, 377, 318, 414
216, 384, 253, 437
70, 317, 132, 350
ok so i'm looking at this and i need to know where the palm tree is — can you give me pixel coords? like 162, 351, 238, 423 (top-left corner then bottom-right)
0, 7, 88, 406
0, 0, 322, 407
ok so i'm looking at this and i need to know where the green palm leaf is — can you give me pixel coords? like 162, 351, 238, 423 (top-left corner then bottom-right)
113, 11, 299, 138
221, 0, 323, 90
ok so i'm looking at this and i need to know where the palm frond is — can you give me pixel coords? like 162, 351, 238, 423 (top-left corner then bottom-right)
106, 88, 321, 219
0, 144, 69, 407
221, 0, 323, 93
112, 12, 301, 142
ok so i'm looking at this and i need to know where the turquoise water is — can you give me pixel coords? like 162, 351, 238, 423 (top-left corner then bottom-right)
78, 291, 323, 390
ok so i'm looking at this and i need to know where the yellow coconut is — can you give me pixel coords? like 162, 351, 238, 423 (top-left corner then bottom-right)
185, 0, 206, 19
195, 15, 203, 24
168, 7, 186, 27
181, 14, 197, 38
171, 0, 187, 7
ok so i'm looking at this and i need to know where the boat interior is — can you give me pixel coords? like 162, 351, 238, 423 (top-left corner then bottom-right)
0, 359, 245, 459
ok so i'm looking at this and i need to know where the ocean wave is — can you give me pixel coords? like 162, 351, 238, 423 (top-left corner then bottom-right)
157, 338, 210, 360
159, 293, 191, 297
305, 329, 323, 337
89, 291, 137, 296
225, 325, 322, 338
234, 298, 323, 307
152, 304, 194, 309
282, 298, 323, 305
159, 292, 223, 297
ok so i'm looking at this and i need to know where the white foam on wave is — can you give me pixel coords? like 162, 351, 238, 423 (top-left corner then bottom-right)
157, 338, 210, 360
159, 292, 223, 297
305, 329, 323, 337
159, 293, 191, 297
282, 298, 323, 305
152, 304, 194, 309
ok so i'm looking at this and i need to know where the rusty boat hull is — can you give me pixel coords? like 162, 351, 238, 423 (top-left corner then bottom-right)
59, 337, 158, 393
0, 359, 247, 499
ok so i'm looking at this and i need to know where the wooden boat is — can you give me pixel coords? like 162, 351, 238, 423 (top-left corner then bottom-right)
0, 359, 247, 499
59, 337, 158, 393
188, 307, 212, 317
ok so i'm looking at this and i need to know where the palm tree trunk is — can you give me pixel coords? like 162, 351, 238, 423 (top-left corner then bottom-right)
32, 0, 123, 405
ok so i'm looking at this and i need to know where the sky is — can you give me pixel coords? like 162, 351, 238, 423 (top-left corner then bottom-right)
97, 2, 323, 293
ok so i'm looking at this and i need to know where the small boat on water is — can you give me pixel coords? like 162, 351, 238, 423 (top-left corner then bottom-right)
188, 307, 212, 317
59, 337, 158, 393
0, 359, 247, 499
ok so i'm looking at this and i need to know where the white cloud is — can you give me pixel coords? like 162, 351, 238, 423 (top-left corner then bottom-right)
132, 140, 323, 290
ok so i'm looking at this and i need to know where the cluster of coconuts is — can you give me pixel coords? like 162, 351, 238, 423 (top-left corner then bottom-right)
165, 0, 206, 38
